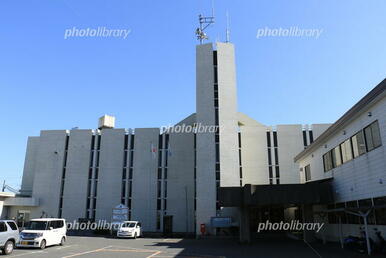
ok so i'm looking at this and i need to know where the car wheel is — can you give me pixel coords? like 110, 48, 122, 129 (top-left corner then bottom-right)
40, 240, 46, 250
134, 233, 137, 239
4, 240, 14, 255
60, 237, 66, 246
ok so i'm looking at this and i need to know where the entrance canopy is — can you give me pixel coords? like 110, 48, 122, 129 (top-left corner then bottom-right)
219, 179, 334, 207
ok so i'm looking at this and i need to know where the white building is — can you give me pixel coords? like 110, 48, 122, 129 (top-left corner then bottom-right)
295, 80, 386, 243
3, 41, 385, 243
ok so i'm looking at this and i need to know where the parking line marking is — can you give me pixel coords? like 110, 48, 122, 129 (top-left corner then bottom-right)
101, 249, 155, 253
56, 245, 76, 250
10, 250, 46, 257
147, 250, 162, 258
61, 245, 112, 258
104, 245, 159, 252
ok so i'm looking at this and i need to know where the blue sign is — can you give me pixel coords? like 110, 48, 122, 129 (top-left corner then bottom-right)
211, 217, 232, 228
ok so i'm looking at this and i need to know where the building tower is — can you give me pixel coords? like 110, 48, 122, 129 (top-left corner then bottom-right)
195, 42, 240, 234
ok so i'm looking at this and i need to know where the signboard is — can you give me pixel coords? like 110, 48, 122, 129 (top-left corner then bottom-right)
112, 204, 129, 223
210, 217, 232, 228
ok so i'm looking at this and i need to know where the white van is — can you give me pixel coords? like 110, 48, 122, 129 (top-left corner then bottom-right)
117, 221, 141, 238
18, 218, 66, 249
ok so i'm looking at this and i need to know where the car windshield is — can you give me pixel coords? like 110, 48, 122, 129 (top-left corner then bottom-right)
26, 221, 48, 230
122, 223, 136, 228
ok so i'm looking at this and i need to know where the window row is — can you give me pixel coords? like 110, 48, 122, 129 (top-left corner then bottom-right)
323, 121, 382, 172
327, 196, 386, 225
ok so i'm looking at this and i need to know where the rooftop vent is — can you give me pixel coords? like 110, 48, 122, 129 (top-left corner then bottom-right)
98, 115, 115, 129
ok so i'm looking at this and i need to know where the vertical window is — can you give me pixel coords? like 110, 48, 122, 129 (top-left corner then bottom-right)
266, 132, 271, 147
302, 131, 308, 147
215, 144, 220, 163
157, 199, 161, 210
130, 135, 135, 149
93, 183, 98, 197
158, 150, 163, 167
216, 171, 220, 180
214, 67, 218, 84
123, 151, 128, 167
275, 166, 280, 178
267, 149, 272, 165
165, 134, 169, 149
274, 148, 279, 165
124, 134, 129, 150
273, 132, 278, 147
121, 182, 126, 199
332, 146, 342, 167
340, 139, 353, 163
323, 151, 333, 172
157, 181, 161, 198
91, 135, 96, 150
97, 135, 101, 150
164, 181, 167, 198
351, 131, 366, 157
156, 212, 161, 230
158, 135, 163, 150
304, 164, 311, 182
364, 121, 382, 151
128, 181, 132, 197
309, 130, 314, 144
89, 152, 94, 167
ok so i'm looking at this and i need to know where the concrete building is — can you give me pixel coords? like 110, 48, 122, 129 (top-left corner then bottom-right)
3, 41, 385, 244
3, 42, 329, 234
295, 80, 386, 244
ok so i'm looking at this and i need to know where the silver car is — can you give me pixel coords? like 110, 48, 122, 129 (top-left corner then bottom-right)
0, 220, 19, 255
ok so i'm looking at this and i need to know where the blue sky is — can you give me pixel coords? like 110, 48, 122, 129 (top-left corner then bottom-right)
1, 0, 385, 188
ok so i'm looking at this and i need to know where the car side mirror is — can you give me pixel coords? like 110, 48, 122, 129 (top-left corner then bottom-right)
49, 227, 53, 230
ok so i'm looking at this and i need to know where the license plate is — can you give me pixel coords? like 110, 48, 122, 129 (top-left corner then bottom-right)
20, 241, 29, 245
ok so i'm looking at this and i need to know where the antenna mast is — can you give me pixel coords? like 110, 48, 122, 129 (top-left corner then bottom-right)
195, 1, 215, 44
225, 11, 230, 43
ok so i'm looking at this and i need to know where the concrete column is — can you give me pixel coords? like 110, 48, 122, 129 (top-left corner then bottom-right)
239, 206, 251, 243
302, 204, 316, 242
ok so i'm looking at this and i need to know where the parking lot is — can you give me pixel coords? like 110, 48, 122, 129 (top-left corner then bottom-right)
4, 236, 366, 258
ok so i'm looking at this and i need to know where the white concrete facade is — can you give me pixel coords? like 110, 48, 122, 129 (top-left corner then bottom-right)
6, 42, 346, 236
296, 83, 386, 242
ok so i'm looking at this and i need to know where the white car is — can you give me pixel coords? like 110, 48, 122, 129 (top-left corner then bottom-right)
18, 218, 66, 249
117, 221, 141, 238
0, 220, 19, 255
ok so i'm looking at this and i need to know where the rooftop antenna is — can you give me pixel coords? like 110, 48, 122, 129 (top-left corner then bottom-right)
195, 0, 215, 44
225, 11, 230, 43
